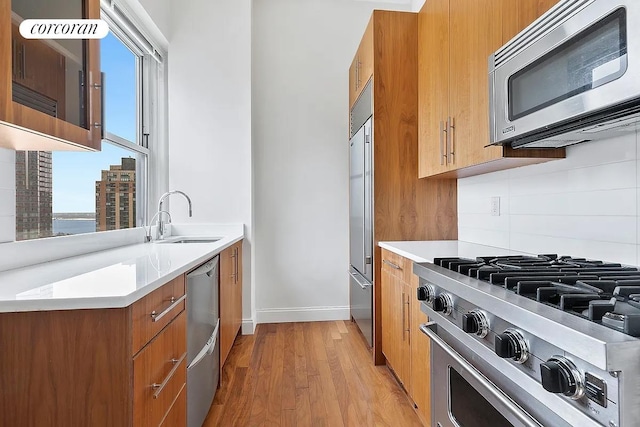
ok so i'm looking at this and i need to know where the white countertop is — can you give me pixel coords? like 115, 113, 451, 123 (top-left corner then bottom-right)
0, 224, 244, 313
379, 240, 531, 263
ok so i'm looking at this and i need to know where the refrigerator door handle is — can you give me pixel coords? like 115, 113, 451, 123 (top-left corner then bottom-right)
187, 318, 220, 371
349, 270, 372, 289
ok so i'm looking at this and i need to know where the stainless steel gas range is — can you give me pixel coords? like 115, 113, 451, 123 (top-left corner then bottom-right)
414, 254, 640, 427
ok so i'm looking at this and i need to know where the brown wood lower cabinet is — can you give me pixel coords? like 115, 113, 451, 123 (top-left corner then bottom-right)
381, 248, 431, 425
220, 240, 243, 369
160, 384, 187, 427
134, 312, 187, 427
0, 275, 187, 427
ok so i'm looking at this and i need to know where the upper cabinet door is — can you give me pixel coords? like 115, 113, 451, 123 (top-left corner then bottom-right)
448, 0, 504, 169
349, 55, 359, 113
0, 0, 102, 151
349, 17, 374, 112
418, 0, 451, 177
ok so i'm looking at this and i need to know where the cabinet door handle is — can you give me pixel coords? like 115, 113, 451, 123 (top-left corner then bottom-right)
354, 60, 357, 91
78, 70, 86, 128
402, 292, 407, 341
93, 72, 105, 138
383, 259, 402, 270
404, 295, 411, 344
231, 247, 238, 283
401, 292, 405, 341
449, 116, 455, 164
150, 294, 186, 322
440, 120, 447, 165
151, 352, 187, 399
235, 247, 239, 284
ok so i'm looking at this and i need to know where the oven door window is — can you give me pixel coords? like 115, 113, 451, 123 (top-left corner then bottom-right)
508, 8, 627, 121
449, 367, 513, 427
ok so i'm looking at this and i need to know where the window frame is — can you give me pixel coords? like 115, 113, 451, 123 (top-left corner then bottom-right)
100, 7, 152, 230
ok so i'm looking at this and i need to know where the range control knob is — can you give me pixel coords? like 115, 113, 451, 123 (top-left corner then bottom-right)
540, 357, 585, 400
417, 284, 435, 302
494, 329, 529, 364
462, 309, 489, 338
433, 293, 453, 315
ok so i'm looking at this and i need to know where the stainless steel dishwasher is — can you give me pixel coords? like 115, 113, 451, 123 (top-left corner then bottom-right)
186, 256, 220, 427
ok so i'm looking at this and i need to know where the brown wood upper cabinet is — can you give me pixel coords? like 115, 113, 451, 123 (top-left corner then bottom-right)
417, 0, 564, 179
0, 0, 102, 151
220, 240, 243, 369
348, 18, 373, 111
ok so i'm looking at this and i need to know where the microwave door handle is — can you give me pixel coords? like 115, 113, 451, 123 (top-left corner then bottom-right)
419, 322, 543, 427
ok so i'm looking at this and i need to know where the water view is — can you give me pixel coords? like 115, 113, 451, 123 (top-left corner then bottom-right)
52, 217, 97, 236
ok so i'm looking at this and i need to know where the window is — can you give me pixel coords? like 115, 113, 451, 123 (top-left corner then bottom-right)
14, 7, 162, 240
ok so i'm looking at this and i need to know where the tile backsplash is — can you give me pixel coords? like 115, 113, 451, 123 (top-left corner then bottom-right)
458, 130, 640, 266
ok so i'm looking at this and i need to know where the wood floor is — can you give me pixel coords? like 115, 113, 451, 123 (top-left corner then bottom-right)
203, 321, 423, 426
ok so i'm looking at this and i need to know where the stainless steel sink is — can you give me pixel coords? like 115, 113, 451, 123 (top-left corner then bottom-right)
159, 237, 221, 244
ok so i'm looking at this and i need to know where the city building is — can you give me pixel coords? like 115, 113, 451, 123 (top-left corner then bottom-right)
15, 151, 53, 241
95, 157, 136, 231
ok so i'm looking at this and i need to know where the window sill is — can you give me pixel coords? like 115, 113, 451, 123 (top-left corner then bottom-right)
0, 227, 146, 273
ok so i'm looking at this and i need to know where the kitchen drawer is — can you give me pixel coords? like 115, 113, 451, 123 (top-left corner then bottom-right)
134, 311, 187, 427
132, 275, 186, 356
381, 249, 412, 283
160, 383, 186, 427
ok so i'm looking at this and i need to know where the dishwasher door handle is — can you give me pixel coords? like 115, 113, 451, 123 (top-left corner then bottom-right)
187, 319, 220, 371
188, 256, 219, 278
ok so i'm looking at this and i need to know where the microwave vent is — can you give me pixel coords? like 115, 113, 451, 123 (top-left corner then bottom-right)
494, 0, 594, 68
513, 139, 589, 149
580, 114, 640, 134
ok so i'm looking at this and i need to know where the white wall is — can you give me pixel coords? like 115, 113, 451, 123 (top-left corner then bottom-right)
168, 0, 254, 330
411, 0, 425, 12
458, 132, 640, 266
252, 0, 410, 323
137, 0, 170, 40
0, 148, 15, 243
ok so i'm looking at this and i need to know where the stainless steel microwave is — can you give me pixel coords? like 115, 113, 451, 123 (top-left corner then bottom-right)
489, 0, 640, 149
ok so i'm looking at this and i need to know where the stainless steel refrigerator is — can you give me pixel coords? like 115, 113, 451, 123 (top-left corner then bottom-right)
349, 82, 373, 346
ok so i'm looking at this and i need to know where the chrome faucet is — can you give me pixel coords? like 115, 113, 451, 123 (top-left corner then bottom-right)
144, 210, 172, 242
156, 190, 193, 240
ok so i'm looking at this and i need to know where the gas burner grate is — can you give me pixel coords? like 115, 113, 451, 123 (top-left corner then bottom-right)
434, 254, 640, 336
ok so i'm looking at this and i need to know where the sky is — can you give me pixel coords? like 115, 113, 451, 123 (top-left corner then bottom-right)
52, 31, 138, 213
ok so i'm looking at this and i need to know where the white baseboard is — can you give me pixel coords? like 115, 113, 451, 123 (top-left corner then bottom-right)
241, 319, 256, 335
255, 306, 350, 324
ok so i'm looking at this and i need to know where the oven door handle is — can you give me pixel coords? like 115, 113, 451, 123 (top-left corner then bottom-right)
419, 322, 543, 427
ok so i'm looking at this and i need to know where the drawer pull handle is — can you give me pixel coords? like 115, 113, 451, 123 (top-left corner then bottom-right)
151, 352, 187, 399
150, 294, 186, 322
383, 259, 402, 270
